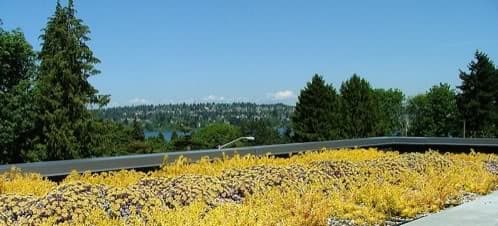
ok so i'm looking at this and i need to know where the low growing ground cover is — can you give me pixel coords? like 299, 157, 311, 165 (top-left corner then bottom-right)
0, 148, 497, 225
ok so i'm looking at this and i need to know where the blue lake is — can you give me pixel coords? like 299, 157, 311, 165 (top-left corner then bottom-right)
145, 127, 286, 141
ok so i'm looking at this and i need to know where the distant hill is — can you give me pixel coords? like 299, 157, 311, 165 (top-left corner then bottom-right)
94, 102, 294, 131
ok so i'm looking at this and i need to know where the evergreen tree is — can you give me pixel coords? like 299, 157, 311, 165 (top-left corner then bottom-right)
291, 74, 340, 142
339, 74, 378, 138
156, 131, 165, 143
171, 130, 179, 141
33, 0, 109, 160
457, 50, 498, 137
131, 117, 145, 141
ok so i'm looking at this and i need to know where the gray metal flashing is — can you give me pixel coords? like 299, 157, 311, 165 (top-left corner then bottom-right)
0, 137, 497, 178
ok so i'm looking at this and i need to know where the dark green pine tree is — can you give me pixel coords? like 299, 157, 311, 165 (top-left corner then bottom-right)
33, 0, 109, 160
170, 130, 179, 141
131, 117, 145, 141
339, 74, 379, 138
155, 131, 166, 143
457, 50, 498, 137
291, 74, 340, 142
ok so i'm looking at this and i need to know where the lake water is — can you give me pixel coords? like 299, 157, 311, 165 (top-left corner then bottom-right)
144, 130, 172, 141
144, 130, 192, 141
146, 127, 287, 141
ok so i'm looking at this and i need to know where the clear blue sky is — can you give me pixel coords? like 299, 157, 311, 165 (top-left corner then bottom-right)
1, 0, 498, 106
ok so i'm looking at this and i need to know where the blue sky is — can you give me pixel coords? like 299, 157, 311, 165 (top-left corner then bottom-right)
1, 0, 498, 106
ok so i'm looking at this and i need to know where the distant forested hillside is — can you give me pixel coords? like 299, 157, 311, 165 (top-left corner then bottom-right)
94, 103, 294, 130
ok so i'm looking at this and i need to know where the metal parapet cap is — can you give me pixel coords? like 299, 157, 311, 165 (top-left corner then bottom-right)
1, 137, 497, 178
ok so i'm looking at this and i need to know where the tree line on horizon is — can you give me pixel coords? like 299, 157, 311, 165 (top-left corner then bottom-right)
291, 50, 498, 141
95, 102, 293, 132
1, 0, 498, 164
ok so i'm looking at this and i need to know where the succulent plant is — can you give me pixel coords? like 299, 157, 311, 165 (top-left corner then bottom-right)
0, 149, 496, 225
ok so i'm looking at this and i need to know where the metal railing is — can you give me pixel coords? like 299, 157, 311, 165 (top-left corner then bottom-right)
0, 137, 497, 178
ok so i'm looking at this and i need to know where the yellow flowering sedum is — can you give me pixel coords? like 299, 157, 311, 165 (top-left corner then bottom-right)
0, 148, 497, 225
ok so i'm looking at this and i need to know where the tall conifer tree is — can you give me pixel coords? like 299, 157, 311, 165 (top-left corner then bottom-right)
457, 51, 498, 137
131, 117, 145, 141
339, 74, 378, 138
34, 0, 108, 160
291, 74, 340, 142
